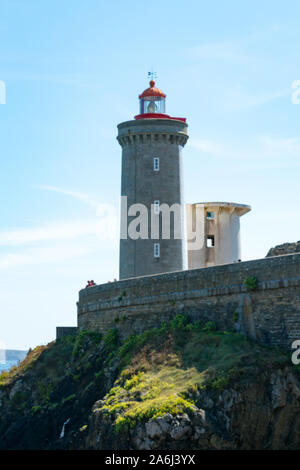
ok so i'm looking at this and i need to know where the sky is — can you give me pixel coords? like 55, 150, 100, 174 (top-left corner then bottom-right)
0, 0, 300, 350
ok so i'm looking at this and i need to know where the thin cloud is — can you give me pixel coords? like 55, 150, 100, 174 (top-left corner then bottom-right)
35, 185, 97, 207
0, 220, 101, 246
189, 134, 300, 167
188, 138, 224, 155
0, 242, 98, 270
257, 135, 300, 158
186, 25, 284, 63
35, 185, 116, 217
220, 86, 288, 111
0, 186, 119, 269
184, 25, 288, 111
187, 41, 250, 63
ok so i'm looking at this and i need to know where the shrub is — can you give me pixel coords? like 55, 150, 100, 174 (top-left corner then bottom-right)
113, 395, 195, 433
31, 405, 43, 414
103, 328, 119, 352
94, 370, 104, 380
37, 381, 53, 402
244, 276, 258, 291
11, 391, 28, 410
232, 312, 239, 323
72, 330, 101, 357
202, 321, 217, 332
117, 291, 127, 302
211, 374, 229, 390
60, 334, 76, 347
0, 371, 9, 386
169, 314, 189, 331
61, 394, 76, 405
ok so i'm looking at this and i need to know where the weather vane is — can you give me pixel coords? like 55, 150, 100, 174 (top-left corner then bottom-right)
147, 69, 157, 82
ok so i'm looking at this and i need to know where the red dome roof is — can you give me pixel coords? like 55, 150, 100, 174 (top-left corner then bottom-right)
139, 80, 166, 99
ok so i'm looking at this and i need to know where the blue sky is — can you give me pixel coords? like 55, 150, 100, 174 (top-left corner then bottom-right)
0, 0, 300, 350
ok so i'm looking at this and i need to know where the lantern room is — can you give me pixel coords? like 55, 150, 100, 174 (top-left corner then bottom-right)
138, 80, 166, 115
134, 79, 186, 122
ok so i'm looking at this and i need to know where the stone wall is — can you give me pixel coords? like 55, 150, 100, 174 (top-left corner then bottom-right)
77, 253, 300, 349
56, 327, 77, 340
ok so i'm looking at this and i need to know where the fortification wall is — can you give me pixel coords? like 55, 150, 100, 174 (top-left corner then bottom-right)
56, 327, 77, 340
77, 253, 300, 349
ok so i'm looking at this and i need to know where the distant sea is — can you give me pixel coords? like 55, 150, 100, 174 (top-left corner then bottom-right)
0, 350, 28, 372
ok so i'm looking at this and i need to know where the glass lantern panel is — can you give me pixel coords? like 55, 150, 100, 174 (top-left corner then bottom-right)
140, 97, 165, 114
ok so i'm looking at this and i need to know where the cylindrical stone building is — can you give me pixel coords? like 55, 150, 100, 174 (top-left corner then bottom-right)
117, 80, 189, 279
186, 202, 251, 269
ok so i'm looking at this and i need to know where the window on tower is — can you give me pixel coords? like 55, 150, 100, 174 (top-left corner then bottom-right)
154, 157, 160, 171
154, 243, 160, 258
153, 200, 160, 214
206, 235, 215, 248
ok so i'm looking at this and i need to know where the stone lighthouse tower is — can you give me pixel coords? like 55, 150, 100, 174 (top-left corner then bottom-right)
117, 79, 189, 280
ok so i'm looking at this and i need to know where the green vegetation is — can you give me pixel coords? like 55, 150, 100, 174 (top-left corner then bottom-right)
0, 345, 48, 387
244, 276, 258, 291
61, 394, 76, 405
31, 405, 43, 414
72, 330, 101, 358
0, 314, 291, 447
201, 321, 217, 332
293, 364, 300, 375
232, 312, 239, 323
95, 315, 289, 433
117, 291, 127, 302
103, 328, 120, 353
37, 381, 53, 402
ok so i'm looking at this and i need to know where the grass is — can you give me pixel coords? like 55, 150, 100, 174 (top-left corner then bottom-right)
96, 316, 290, 433
0, 345, 48, 387
72, 330, 101, 357
0, 314, 290, 438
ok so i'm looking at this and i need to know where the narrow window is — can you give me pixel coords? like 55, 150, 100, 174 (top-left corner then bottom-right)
153, 157, 160, 171
206, 235, 215, 248
154, 200, 160, 214
206, 211, 214, 220
154, 243, 160, 258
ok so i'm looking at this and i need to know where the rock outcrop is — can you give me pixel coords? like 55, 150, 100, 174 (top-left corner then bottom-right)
1, 319, 300, 450
266, 241, 300, 257
85, 368, 300, 450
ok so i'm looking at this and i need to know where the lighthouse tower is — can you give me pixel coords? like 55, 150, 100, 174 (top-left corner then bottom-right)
117, 79, 189, 280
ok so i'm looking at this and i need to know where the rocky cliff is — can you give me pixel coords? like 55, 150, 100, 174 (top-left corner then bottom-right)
266, 241, 300, 257
0, 349, 28, 372
1, 316, 300, 450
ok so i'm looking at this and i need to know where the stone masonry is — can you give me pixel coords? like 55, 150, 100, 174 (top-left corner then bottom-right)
78, 253, 300, 350
118, 118, 188, 279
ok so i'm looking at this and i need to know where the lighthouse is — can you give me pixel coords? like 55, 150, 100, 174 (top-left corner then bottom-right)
117, 79, 189, 279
